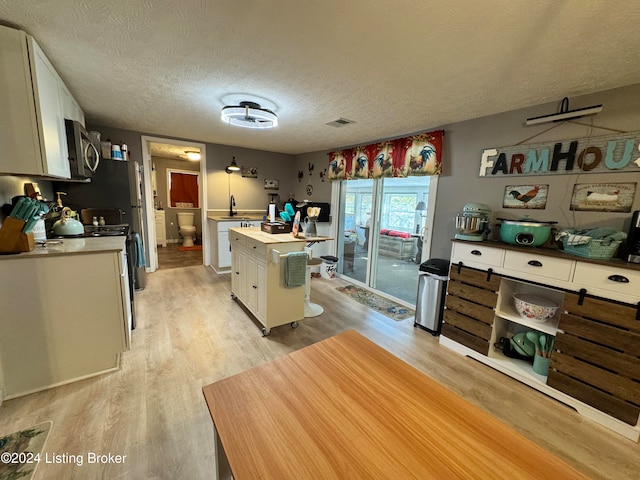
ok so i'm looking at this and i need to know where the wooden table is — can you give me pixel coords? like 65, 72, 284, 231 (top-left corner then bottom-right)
202, 330, 589, 479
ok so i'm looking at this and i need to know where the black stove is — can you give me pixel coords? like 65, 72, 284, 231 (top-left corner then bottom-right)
84, 224, 129, 237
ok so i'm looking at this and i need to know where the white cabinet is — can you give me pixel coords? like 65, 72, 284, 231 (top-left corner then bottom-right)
218, 229, 233, 269
209, 220, 250, 273
503, 250, 574, 283
155, 210, 167, 247
59, 81, 85, 125
0, 247, 130, 400
442, 240, 640, 441
0, 25, 83, 178
230, 228, 305, 335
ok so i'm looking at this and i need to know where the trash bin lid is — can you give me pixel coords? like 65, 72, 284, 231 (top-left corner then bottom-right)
419, 258, 450, 274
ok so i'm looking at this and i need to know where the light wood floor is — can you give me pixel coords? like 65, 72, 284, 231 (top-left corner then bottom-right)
1, 265, 638, 479
156, 242, 203, 269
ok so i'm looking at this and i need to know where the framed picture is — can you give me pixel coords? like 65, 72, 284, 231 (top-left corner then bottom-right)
502, 184, 548, 209
570, 182, 636, 212
264, 178, 279, 190
241, 166, 258, 178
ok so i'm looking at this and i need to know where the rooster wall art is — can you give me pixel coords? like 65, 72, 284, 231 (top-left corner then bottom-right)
503, 184, 548, 209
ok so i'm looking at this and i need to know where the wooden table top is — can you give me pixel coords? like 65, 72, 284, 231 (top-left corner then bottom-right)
202, 330, 589, 479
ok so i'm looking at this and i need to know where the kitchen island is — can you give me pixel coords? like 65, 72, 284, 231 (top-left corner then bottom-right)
0, 236, 132, 402
229, 227, 329, 335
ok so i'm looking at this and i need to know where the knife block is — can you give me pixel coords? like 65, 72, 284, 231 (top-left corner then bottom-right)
0, 217, 35, 253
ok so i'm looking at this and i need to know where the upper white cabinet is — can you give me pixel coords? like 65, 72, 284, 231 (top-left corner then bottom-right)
0, 25, 84, 178
59, 80, 85, 125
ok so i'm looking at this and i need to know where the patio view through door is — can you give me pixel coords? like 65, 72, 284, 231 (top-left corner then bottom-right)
336, 176, 434, 305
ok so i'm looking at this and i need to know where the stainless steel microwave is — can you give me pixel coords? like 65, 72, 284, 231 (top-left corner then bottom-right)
65, 119, 100, 179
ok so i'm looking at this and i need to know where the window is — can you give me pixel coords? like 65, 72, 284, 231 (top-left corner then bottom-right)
168, 169, 200, 208
381, 194, 418, 232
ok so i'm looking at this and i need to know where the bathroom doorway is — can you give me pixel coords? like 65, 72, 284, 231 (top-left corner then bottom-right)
141, 136, 208, 272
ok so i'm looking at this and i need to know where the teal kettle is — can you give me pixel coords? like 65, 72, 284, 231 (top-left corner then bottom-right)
52, 207, 85, 236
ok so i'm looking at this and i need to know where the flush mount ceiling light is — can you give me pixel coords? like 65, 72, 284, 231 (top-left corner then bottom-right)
525, 97, 602, 126
184, 151, 201, 161
225, 156, 240, 174
221, 101, 278, 129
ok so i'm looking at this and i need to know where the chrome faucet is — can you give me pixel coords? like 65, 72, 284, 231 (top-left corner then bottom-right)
229, 195, 236, 216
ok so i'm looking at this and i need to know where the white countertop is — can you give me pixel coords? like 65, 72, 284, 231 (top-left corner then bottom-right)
0, 236, 127, 260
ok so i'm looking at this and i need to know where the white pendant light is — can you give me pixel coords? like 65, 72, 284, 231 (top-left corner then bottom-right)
221, 101, 278, 129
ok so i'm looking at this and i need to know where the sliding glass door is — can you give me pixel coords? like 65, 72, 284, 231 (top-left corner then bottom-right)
336, 176, 434, 305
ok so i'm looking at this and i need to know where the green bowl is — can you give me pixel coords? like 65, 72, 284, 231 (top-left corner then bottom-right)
510, 333, 535, 357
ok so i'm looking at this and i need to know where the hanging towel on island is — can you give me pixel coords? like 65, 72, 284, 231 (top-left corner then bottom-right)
132, 233, 146, 268
285, 251, 308, 287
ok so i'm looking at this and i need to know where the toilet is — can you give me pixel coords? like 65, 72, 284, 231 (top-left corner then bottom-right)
177, 212, 197, 247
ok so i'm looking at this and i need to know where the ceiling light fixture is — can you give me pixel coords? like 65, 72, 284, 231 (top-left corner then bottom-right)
525, 97, 602, 126
185, 151, 201, 161
221, 101, 278, 129
225, 156, 240, 174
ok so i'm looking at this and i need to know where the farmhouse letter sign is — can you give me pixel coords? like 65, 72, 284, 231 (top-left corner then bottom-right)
479, 131, 640, 177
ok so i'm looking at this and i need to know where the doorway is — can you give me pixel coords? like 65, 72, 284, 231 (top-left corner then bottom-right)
335, 175, 437, 305
140, 136, 208, 272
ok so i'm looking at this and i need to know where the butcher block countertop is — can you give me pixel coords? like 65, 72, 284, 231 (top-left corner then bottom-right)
229, 226, 330, 244
203, 330, 589, 480
0, 236, 126, 260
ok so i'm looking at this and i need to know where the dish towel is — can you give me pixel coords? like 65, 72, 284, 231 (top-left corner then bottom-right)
132, 233, 146, 268
555, 228, 627, 246
285, 251, 308, 288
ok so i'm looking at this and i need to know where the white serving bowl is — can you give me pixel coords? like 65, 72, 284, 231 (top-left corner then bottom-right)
513, 293, 559, 322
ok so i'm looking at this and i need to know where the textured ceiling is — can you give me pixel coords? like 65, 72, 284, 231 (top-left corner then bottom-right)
149, 142, 200, 161
1, 1, 640, 155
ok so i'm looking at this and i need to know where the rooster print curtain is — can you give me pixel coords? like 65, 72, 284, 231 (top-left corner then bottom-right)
328, 130, 443, 180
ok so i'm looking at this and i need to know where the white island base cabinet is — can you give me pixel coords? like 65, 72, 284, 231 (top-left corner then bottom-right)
0, 249, 131, 401
230, 228, 305, 336
441, 240, 640, 442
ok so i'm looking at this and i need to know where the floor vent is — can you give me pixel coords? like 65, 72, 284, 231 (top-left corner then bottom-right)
326, 118, 355, 127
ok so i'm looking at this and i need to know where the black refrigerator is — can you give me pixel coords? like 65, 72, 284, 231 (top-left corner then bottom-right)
57, 159, 147, 290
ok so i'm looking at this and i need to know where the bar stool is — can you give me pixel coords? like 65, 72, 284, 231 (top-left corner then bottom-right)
305, 258, 324, 317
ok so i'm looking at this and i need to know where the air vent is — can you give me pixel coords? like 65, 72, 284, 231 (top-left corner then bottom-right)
326, 118, 355, 127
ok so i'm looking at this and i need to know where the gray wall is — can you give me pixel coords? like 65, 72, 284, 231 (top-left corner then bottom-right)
88, 124, 299, 255
90, 125, 299, 214
291, 83, 640, 261
204, 144, 295, 215
431, 83, 640, 259
5, 82, 635, 261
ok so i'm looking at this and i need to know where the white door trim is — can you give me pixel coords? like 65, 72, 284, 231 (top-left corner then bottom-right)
140, 135, 208, 272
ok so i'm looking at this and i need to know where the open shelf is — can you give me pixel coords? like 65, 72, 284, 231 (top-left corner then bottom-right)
495, 278, 563, 336
486, 350, 548, 384
495, 303, 559, 335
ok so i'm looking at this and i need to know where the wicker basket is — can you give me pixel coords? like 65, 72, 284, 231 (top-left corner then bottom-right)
562, 237, 622, 259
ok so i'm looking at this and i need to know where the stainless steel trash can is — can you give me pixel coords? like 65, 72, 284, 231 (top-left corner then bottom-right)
414, 258, 450, 335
